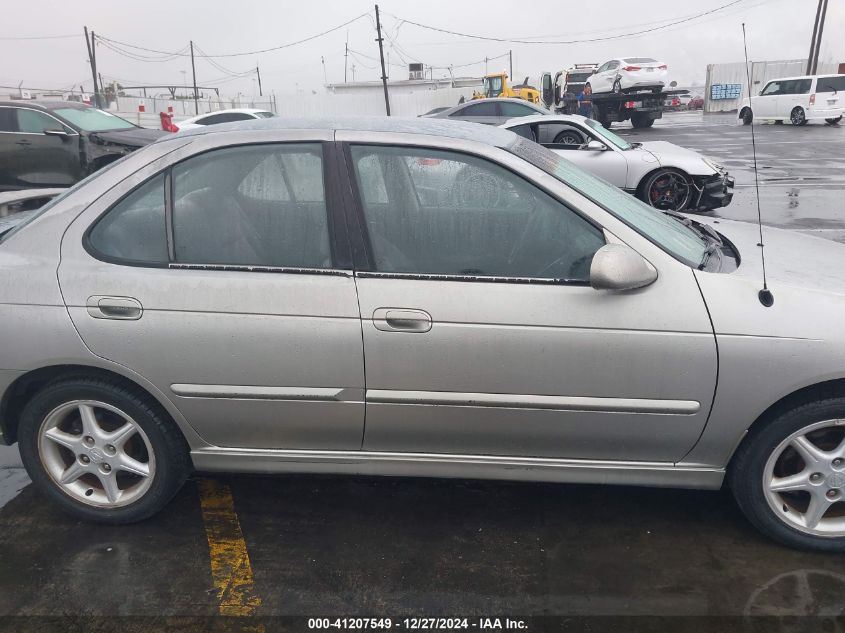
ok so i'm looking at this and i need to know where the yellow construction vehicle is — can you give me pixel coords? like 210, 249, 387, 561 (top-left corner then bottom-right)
472, 72, 541, 104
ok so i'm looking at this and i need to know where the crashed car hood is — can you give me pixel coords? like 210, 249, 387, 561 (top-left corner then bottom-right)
90, 127, 167, 147
696, 216, 845, 295
636, 141, 713, 173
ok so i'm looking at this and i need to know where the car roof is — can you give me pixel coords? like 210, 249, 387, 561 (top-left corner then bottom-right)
171, 115, 520, 147
439, 98, 549, 115
764, 75, 844, 82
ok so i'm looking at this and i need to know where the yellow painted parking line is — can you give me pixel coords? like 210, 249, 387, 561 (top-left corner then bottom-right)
197, 477, 264, 621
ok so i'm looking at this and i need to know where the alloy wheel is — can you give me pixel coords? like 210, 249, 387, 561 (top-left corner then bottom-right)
38, 400, 156, 508
791, 107, 806, 126
646, 172, 691, 211
763, 420, 845, 537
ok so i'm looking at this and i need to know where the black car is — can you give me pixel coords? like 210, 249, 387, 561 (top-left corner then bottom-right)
0, 101, 167, 191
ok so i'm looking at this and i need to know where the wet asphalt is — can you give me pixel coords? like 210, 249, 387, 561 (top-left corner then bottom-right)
0, 112, 843, 630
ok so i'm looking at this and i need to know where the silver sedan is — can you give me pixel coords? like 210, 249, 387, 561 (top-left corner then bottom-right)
1, 117, 843, 551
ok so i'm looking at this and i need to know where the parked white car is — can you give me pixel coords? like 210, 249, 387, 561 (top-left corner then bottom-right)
175, 108, 275, 131
738, 74, 845, 126
588, 58, 668, 94
502, 114, 734, 212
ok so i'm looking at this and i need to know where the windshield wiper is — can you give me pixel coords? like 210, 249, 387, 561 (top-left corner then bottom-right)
663, 211, 724, 269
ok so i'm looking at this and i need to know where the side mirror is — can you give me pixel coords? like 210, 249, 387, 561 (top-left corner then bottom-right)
590, 244, 657, 291
585, 139, 607, 151
44, 129, 70, 141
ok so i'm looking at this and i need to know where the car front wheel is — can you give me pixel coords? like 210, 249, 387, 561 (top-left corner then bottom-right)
740, 107, 753, 125
18, 377, 191, 524
730, 398, 845, 551
638, 169, 692, 211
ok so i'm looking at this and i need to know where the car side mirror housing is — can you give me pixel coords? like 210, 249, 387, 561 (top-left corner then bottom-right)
585, 140, 607, 151
590, 244, 657, 291
44, 129, 70, 141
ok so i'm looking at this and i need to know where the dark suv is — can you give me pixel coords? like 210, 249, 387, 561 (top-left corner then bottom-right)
0, 101, 166, 191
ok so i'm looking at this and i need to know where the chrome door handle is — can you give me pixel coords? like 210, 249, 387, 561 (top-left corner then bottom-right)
15, 140, 32, 146
86, 296, 143, 320
372, 308, 432, 333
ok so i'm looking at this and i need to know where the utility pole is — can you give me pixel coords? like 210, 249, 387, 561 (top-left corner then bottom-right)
811, 0, 829, 75
806, 0, 824, 74
374, 4, 391, 115
256, 66, 263, 96
84, 28, 100, 107
509, 50, 513, 79
344, 40, 349, 83
189, 40, 199, 115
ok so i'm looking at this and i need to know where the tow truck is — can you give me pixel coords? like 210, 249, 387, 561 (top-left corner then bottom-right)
539, 67, 689, 128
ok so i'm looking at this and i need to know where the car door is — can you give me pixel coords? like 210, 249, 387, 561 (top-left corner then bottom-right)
340, 133, 717, 463
589, 62, 610, 93
58, 132, 365, 450
529, 122, 629, 188
778, 78, 812, 117
753, 81, 781, 118
0, 106, 81, 189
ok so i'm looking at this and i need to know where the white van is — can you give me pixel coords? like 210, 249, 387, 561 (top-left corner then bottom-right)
738, 74, 844, 125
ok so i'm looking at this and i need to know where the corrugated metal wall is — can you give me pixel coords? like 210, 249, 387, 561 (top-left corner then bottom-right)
704, 59, 839, 112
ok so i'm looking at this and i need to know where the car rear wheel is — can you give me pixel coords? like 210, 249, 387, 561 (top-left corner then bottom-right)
730, 398, 845, 551
740, 107, 753, 125
18, 377, 191, 524
826, 116, 842, 125
638, 169, 692, 211
790, 107, 807, 126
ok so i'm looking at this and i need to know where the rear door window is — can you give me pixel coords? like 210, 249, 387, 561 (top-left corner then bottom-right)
452, 102, 498, 117
0, 107, 17, 132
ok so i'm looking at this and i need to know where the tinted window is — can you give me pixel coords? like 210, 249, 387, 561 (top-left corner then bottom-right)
779, 79, 811, 95
172, 144, 330, 268
0, 108, 16, 132
453, 102, 498, 117
16, 109, 68, 133
350, 145, 604, 280
817, 76, 845, 93
88, 174, 168, 263
197, 112, 253, 125
500, 102, 538, 117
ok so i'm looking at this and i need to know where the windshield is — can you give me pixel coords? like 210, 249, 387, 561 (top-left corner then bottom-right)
508, 137, 708, 266
52, 107, 136, 132
483, 76, 503, 97
582, 119, 632, 150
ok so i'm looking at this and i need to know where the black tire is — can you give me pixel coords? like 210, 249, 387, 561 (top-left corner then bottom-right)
729, 397, 845, 551
826, 116, 842, 125
17, 377, 191, 524
638, 168, 692, 211
553, 130, 584, 145
631, 114, 655, 129
790, 106, 807, 126
740, 107, 753, 125
592, 105, 611, 128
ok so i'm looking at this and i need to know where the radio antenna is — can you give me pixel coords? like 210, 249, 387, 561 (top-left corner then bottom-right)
742, 23, 774, 307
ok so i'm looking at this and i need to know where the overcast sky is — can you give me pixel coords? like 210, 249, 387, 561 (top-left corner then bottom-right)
2, 0, 843, 99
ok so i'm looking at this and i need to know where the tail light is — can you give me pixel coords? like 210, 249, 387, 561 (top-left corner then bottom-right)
416, 158, 442, 166
623, 66, 641, 72
810, 93, 816, 105
624, 101, 638, 109
658, 64, 668, 70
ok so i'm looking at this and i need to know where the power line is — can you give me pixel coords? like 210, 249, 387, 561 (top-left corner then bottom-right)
384, 0, 750, 45
94, 12, 370, 59
0, 34, 81, 40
